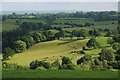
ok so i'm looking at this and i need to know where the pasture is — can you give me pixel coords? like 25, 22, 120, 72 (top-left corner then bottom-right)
2, 69, 119, 78
5, 37, 109, 66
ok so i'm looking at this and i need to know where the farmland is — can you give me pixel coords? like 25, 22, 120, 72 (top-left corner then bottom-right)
2, 10, 120, 79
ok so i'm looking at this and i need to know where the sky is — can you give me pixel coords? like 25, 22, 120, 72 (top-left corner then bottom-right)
1, 2, 118, 12
1, 0, 119, 2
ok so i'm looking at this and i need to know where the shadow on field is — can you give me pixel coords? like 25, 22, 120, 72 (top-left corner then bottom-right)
57, 40, 78, 45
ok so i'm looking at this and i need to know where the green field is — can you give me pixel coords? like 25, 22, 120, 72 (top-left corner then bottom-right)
2, 19, 45, 31
4, 37, 109, 67
2, 69, 119, 78
2, 18, 118, 32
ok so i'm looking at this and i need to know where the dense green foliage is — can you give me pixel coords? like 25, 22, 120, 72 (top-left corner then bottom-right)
86, 38, 99, 48
14, 40, 27, 53
99, 48, 115, 61
3, 47, 15, 59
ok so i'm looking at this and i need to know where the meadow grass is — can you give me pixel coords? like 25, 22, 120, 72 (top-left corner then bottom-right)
2, 69, 119, 78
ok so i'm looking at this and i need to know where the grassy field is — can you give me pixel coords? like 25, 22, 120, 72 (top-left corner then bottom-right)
2, 69, 119, 78
5, 39, 88, 66
2, 19, 45, 31
4, 37, 109, 67
2, 19, 19, 31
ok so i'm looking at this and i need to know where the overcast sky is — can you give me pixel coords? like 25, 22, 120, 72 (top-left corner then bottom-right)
2, 2, 118, 11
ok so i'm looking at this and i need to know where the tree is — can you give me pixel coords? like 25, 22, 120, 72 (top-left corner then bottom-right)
106, 31, 112, 37
42, 62, 51, 69
21, 36, 35, 48
112, 43, 120, 51
55, 31, 66, 40
62, 56, 72, 65
32, 32, 46, 43
2, 15, 7, 21
51, 59, 60, 68
112, 35, 120, 43
79, 29, 88, 39
3, 47, 15, 59
94, 57, 102, 65
77, 55, 91, 65
107, 38, 115, 45
66, 64, 75, 70
14, 40, 26, 53
86, 38, 99, 49
72, 30, 79, 39
100, 48, 115, 61
29, 60, 38, 69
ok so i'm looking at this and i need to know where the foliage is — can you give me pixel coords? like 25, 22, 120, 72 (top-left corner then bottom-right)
62, 56, 72, 65
112, 43, 120, 51
21, 35, 35, 48
32, 32, 46, 43
51, 59, 60, 69
100, 48, 115, 61
29, 60, 51, 70
107, 38, 115, 45
77, 55, 92, 65
86, 38, 99, 49
3, 47, 15, 59
14, 40, 27, 53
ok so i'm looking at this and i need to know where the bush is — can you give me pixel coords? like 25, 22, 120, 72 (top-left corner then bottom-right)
62, 56, 72, 65
112, 43, 120, 51
100, 48, 115, 61
86, 38, 99, 49
36, 66, 46, 70
107, 38, 115, 45
51, 60, 60, 69
3, 47, 15, 59
77, 55, 91, 65
2, 62, 28, 70
14, 40, 27, 53
66, 64, 75, 70
107, 61, 120, 69
29, 60, 51, 70
42, 62, 51, 69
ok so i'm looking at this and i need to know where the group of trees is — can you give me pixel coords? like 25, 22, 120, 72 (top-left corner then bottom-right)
29, 46, 120, 70
55, 22, 94, 28
29, 57, 75, 70
2, 11, 118, 21
2, 31, 48, 59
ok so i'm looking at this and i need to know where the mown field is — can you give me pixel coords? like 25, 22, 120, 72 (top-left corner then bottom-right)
2, 69, 119, 78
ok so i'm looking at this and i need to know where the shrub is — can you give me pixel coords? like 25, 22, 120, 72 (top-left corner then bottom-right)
14, 40, 27, 53
112, 43, 120, 51
36, 66, 46, 70
3, 47, 15, 59
51, 60, 60, 69
107, 38, 115, 45
100, 48, 115, 61
107, 61, 120, 69
77, 55, 91, 65
66, 64, 75, 70
62, 56, 72, 65
86, 38, 99, 49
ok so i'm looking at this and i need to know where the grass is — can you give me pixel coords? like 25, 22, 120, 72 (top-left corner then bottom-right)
2, 69, 119, 78
5, 39, 88, 66
4, 37, 109, 66
2, 19, 46, 31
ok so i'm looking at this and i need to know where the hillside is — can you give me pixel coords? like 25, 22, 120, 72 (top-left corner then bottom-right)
5, 39, 88, 66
